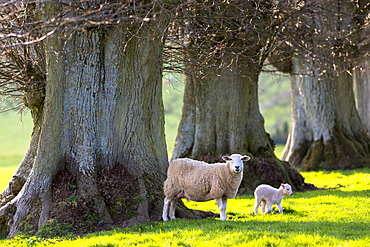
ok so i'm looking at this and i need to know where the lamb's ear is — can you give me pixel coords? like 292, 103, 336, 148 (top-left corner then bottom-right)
242, 156, 250, 161
222, 156, 231, 162
281, 183, 285, 188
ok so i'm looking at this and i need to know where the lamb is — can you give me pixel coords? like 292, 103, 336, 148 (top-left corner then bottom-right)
254, 183, 293, 214
162, 154, 250, 221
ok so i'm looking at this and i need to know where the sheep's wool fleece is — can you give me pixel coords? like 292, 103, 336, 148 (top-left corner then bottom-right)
164, 158, 243, 201
254, 185, 285, 204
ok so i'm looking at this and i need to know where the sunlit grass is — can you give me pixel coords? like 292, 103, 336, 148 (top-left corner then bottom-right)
301, 168, 370, 191
1, 168, 369, 246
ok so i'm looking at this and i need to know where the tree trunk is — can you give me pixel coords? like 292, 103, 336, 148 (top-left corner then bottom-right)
281, 1, 370, 170
172, 64, 272, 159
1, 4, 172, 238
282, 57, 370, 170
354, 7, 370, 133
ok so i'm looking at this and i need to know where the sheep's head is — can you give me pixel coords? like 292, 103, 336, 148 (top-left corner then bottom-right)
280, 183, 293, 196
222, 154, 250, 174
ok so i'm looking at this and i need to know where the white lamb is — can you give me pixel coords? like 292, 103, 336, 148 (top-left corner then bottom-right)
162, 154, 250, 221
254, 183, 293, 214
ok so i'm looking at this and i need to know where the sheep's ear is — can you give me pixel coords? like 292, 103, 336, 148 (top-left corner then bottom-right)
281, 184, 285, 188
242, 156, 250, 161
222, 156, 231, 162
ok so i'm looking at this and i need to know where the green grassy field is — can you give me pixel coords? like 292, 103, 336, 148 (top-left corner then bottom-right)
0, 168, 369, 246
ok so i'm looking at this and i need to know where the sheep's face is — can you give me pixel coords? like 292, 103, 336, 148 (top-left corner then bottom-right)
222, 154, 250, 174
281, 183, 293, 196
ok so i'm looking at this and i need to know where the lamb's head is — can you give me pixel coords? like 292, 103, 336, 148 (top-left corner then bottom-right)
280, 183, 293, 196
222, 154, 250, 174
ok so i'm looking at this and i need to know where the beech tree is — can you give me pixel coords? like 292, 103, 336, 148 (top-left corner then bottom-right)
0, 0, 182, 238
168, 1, 309, 193
274, 0, 370, 170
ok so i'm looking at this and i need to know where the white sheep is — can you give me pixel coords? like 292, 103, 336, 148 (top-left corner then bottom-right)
162, 154, 250, 221
254, 183, 293, 214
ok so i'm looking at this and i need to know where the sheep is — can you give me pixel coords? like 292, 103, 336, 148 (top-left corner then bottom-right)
254, 183, 293, 214
162, 154, 250, 221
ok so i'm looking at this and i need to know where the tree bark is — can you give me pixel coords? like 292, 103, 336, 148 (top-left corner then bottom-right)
1, 3, 172, 238
355, 58, 370, 133
354, 4, 370, 134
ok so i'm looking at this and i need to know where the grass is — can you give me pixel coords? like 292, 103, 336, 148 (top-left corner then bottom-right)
0, 168, 369, 246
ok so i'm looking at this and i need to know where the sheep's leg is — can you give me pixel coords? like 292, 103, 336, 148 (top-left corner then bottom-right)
216, 198, 227, 221
222, 198, 228, 220
169, 197, 178, 220
162, 197, 171, 221
277, 203, 283, 213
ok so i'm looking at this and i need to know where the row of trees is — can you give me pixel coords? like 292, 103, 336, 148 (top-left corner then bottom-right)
0, 0, 369, 238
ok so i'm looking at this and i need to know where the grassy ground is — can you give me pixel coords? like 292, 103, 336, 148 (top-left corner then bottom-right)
0, 168, 369, 246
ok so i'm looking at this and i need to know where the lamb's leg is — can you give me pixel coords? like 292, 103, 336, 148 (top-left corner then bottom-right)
264, 202, 273, 214
162, 197, 171, 221
260, 200, 266, 214
169, 197, 178, 220
216, 198, 227, 221
254, 198, 261, 214
277, 203, 283, 213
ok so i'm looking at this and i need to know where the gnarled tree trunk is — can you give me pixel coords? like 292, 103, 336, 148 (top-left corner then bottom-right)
1, 3, 172, 238
282, 57, 370, 170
